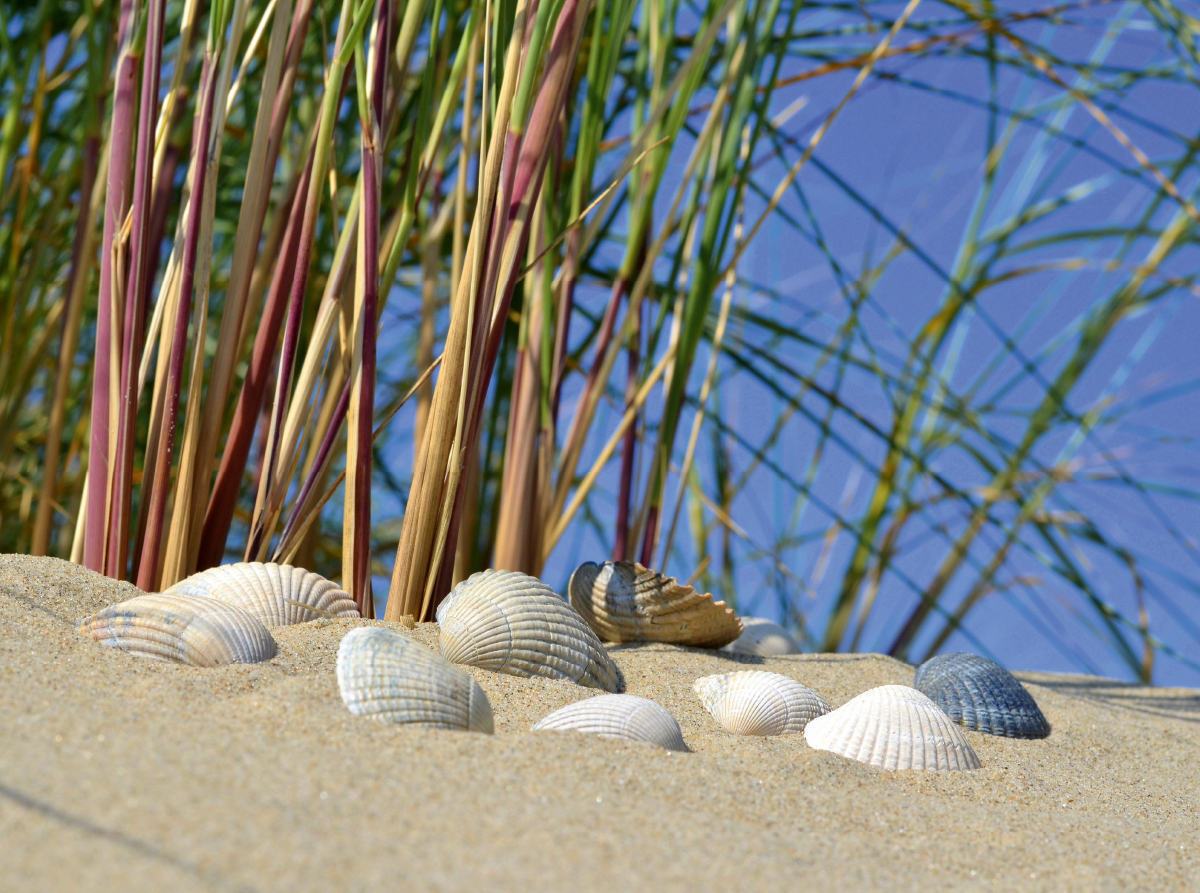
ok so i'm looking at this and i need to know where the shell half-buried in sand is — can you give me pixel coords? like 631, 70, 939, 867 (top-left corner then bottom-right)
163, 561, 360, 628
694, 671, 830, 736
532, 694, 687, 751
567, 561, 742, 649
914, 652, 1050, 739
720, 617, 802, 656
79, 593, 277, 667
337, 627, 494, 732
436, 569, 624, 692
804, 685, 981, 771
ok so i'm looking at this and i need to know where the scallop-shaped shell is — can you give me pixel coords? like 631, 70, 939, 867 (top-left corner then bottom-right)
803, 685, 981, 771
532, 694, 687, 751
914, 652, 1050, 739
163, 562, 360, 627
436, 569, 624, 693
694, 671, 830, 736
79, 593, 277, 667
720, 617, 801, 656
336, 627, 494, 732
567, 561, 742, 649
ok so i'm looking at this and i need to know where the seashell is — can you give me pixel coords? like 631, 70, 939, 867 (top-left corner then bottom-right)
336, 627, 493, 732
79, 593, 277, 667
803, 685, 981, 771
694, 671, 830, 736
532, 694, 687, 751
567, 561, 742, 649
721, 617, 801, 656
436, 569, 624, 693
163, 561, 360, 628
914, 652, 1050, 739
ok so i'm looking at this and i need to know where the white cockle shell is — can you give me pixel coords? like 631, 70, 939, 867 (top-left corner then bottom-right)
803, 685, 981, 771
532, 694, 687, 751
694, 671, 830, 736
567, 561, 743, 649
721, 617, 802, 656
436, 569, 624, 692
163, 561, 360, 627
336, 627, 494, 732
79, 593, 277, 667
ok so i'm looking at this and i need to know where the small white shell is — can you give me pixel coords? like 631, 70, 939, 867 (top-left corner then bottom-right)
163, 562, 360, 627
79, 593, 277, 666
532, 694, 687, 751
721, 617, 801, 656
436, 569, 624, 692
694, 671, 830, 736
568, 561, 742, 648
803, 685, 981, 771
336, 627, 494, 732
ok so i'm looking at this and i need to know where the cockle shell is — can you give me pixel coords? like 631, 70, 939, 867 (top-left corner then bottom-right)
694, 671, 830, 736
336, 627, 494, 732
803, 685, 982, 771
567, 561, 742, 649
436, 569, 624, 693
79, 593, 277, 667
914, 652, 1050, 739
720, 617, 802, 656
163, 562, 360, 627
532, 694, 687, 751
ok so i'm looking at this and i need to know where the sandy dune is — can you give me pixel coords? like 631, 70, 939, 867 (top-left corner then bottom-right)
1, 554, 1196, 892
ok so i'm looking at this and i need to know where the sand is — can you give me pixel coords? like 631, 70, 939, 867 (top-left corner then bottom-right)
1, 554, 1197, 892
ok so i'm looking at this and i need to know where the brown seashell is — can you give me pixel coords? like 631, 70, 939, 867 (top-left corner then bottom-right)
567, 561, 742, 648
163, 561, 359, 627
79, 593, 277, 667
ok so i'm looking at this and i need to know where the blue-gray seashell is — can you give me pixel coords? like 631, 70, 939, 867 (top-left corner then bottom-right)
914, 652, 1050, 739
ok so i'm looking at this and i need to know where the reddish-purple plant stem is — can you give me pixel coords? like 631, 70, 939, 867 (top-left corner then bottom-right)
277, 380, 350, 551
135, 53, 219, 591
613, 292, 641, 561
197, 151, 312, 569
348, 0, 390, 613
549, 226, 580, 423
638, 505, 658, 567
194, 0, 316, 570
143, 141, 182, 305
108, 0, 167, 580
84, 0, 137, 574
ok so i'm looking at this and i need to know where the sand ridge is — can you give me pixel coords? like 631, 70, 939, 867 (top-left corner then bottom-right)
1, 554, 1197, 892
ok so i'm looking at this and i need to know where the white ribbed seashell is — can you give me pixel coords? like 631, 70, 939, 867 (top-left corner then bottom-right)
804, 685, 981, 771
532, 694, 687, 751
694, 671, 830, 736
336, 627, 494, 732
721, 617, 801, 656
79, 593, 277, 667
436, 569, 624, 692
163, 561, 360, 627
568, 561, 742, 649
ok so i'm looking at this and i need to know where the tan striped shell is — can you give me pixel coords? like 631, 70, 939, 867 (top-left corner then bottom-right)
532, 694, 687, 751
694, 671, 830, 736
803, 685, 982, 771
437, 569, 624, 692
567, 561, 742, 649
163, 562, 360, 627
336, 627, 494, 732
79, 593, 277, 667
721, 617, 801, 656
